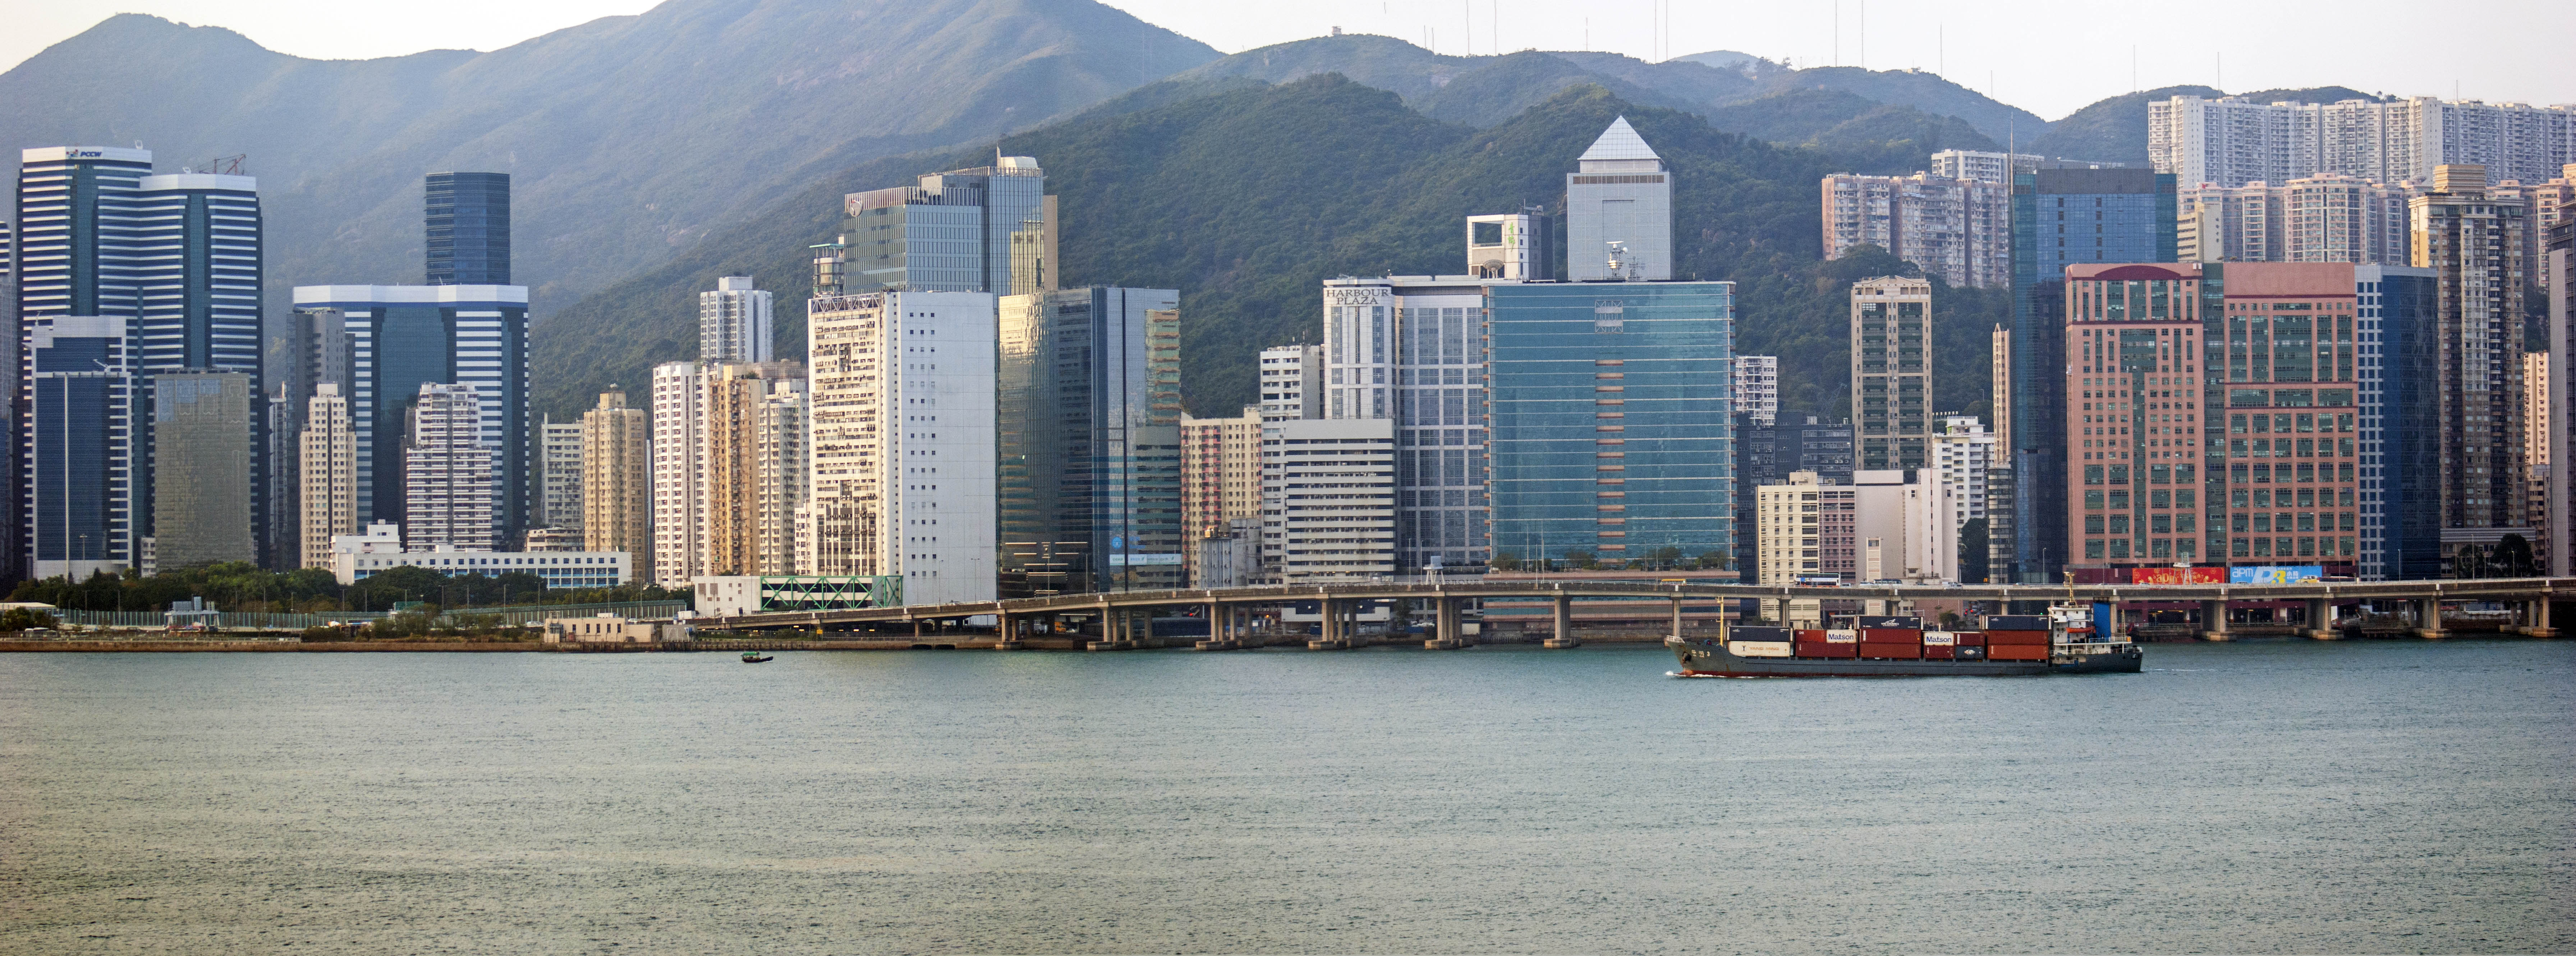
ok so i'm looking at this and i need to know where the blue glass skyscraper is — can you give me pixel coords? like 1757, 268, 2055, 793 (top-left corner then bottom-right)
1487, 281, 1734, 567
2355, 264, 2444, 579
2008, 168, 2175, 582
426, 172, 510, 286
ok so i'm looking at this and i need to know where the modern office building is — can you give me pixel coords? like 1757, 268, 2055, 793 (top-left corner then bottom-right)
1264, 417, 1397, 582
2549, 189, 2576, 574
1180, 406, 1262, 544
1466, 213, 1549, 280
580, 389, 651, 582
2008, 167, 2177, 582
996, 286, 1184, 596
1565, 117, 1672, 281
1732, 355, 1778, 425
2408, 165, 2533, 565
424, 172, 510, 286
1258, 344, 1322, 422
401, 382, 494, 552
23, 316, 134, 579
701, 275, 773, 363
147, 372, 256, 569
1820, 173, 2011, 288
1732, 415, 1855, 576
329, 522, 627, 589
802, 288, 997, 604
2178, 175, 2417, 265
2356, 264, 2444, 579
819, 157, 1049, 296
1321, 274, 1497, 570
299, 383, 357, 569
703, 362, 807, 577
290, 284, 533, 540
1486, 281, 1734, 567
1851, 276, 1933, 471
1987, 323, 2017, 582
539, 419, 583, 534
2150, 96, 2576, 190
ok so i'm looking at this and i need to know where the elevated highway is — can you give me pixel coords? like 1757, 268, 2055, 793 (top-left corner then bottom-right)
699, 576, 2571, 644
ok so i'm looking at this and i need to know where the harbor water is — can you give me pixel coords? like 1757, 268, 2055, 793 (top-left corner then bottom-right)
3, 640, 2570, 953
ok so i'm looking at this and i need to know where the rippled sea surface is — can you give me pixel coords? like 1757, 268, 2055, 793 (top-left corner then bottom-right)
3, 639, 2570, 953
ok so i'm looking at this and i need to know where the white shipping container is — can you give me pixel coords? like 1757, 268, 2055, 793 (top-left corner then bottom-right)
1730, 640, 1794, 657
1923, 631, 1957, 646
1824, 629, 1859, 644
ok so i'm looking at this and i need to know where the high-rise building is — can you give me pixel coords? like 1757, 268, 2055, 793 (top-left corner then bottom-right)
2008, 167, 2177, 583
2548, 187, 2576, 575
2063, 263, 2204, 572
131, 170, 267, 565
802, 288, 997, 604
2409, 165, 2532, 561
1754, 470, 1855, 623
1321, 275, 1495, 570
580, 390, 651, 582
1565, 117, 1672, 281
425, 172, 510, 286
269, 308, 351, 570
2150, 96, 2576, 190
2526, 350, 2552, 473
1930, 150, 2132, 185
1258, 344, 1322, 422
1732, 355, 1778, 426
1180, 406, 1262, 544
1466, 213, 1549, 280
1820, 173, 2011, 288
996, 287, 1184, 596
702, 362, 807, 576
291, 284, 532, 541
1851, 276, 1933, 471
1987, 323, 2017, 583
818, 157, 1048, 296
649, 360, 706, 585
1732, 414, 1855, 576
23, 316, 134, 579
1487, 281, 1734, 568
300, 383, 358, 569
2356, 264, 2444, 579
1263, 418, 1396, 582
401, 382, 493, 552
539, 419, 583, 534
700, 276, 773, 363
147, 372, 256, 569
1931, 415, 1996, 563
2178, 175, 2417, 265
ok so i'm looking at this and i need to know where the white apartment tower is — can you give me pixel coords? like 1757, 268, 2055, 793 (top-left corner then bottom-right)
802, 289, 997, 603
1821, 173, 2011, 288
1258, 344, 1322, 422
701, 275, 773, 363
1930, 415, 1996, 534
2150, 95, 2576, 189
401, 382, 493, 551
1733, 355, 1779, 425
649, 360, 707, 585
1565, 116, 1672, 281
540, 419, 583, 534
1850, 276, 1934, 472
1263, 418, 1397, 582
299, 383, 357, 568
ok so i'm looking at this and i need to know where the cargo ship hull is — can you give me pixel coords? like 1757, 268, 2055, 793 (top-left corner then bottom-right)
1666, 636, 2141, 677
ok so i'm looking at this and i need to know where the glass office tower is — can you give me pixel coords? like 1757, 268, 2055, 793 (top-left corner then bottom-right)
830, 158, 1047, 296
1487, 282, 1734, 567
2008, 168, 2176, 582
2355, 264, 2445, 579
425, 173, 510, 286
26, 317, 134, 579
996, 286, 1184, 596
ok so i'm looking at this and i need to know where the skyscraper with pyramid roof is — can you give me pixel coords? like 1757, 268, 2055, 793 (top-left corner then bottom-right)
1565, 116, 1673, 281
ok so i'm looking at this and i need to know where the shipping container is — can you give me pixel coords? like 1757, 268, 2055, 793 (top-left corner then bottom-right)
1795, 629, 1827, 644
1856, 616, 1922, 629
1858, 643, 1921, 659
1952, 632, 1988, 646
1988, 644, 2049, 661
1923, 645, 1956, 659
1732, 626, 1793, 643
1824, 629, 1859, 643
1798, 642, 1858, 658
1985, 629, 2051, 646
1730, 640, 1794, 658
1922, 631, 1957, 646
1984, 615, 2048, 631
1861, 628, 1923, 643
1955, 645, 1987, 659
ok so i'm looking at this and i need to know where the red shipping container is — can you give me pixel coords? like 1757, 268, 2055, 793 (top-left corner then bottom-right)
1923, 645, 1956, 659
1952, 632, 1988, 646
1985, 630, 2051, 646
1988, 644, 2050, 661
1861, 628, 1923, 642
1795, 630, 1828, 644
1858, 643, 1920, 659
1798, 642, 1857, 658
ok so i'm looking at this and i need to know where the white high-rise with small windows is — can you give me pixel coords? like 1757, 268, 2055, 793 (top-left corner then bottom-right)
540, 419, 583, 535
1258, 344, 1321, 422
1733, 356, 1779, 425
401, 382, 493, 551
701, 276, 773, 363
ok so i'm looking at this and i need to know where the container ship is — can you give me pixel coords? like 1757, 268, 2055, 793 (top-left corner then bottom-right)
1667, 605, 2141, 677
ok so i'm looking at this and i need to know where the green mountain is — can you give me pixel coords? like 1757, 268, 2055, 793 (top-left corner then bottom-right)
1752, 67, 2047, 144
534, 79, 2008, 430
0, 0, 1219, 313
1707, 88, 1999, 174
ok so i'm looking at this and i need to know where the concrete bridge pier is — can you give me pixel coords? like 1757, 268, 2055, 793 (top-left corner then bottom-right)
1544, 592, 1579, 648
996, 611, 1022, 650
1310, 599, 1345, 650
2305, 598, 2342, 640
2201, 599, 2233, 642
1426, 597, 1466, 649
2415, 597, 2447, 639
2517, 598, 2557, 637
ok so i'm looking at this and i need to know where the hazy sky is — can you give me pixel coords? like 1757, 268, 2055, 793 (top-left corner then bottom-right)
3, 0, 2569, 119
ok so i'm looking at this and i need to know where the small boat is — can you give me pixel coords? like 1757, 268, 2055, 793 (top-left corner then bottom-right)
741, 652, 774, 663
